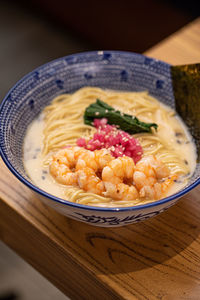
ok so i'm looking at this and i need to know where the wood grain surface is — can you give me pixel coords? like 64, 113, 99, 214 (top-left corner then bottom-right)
145, 18, 200, 65
0, 18, 200, 300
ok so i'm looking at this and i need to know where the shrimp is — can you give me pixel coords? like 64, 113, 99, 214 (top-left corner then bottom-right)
102, 156, 139, 200
135, 155, 170, 179
133, 155, 177, 200
49, 146, 86, 185
76, 148, 114, 172
77, 167, 105, 195
75, 149, 114, 195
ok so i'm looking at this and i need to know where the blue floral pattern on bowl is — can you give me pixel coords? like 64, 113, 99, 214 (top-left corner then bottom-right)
0, 51, 199, 227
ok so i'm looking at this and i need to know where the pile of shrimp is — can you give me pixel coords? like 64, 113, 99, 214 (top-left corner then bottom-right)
49, 146, 177, 201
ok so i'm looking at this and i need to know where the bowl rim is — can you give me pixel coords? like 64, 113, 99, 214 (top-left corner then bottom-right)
0, 50, 200, 213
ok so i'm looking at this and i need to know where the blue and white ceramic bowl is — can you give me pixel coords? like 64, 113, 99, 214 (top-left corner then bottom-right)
0, 51, 199, 227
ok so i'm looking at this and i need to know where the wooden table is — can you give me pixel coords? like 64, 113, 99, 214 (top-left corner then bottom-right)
0, 18, 200, 300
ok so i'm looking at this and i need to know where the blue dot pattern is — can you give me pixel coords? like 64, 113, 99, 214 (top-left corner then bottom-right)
0, 51, 199, 200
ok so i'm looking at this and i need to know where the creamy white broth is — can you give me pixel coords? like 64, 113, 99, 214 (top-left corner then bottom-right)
24, 116, 67, 199
23, 96, 197, 205
140, 101, 196, 176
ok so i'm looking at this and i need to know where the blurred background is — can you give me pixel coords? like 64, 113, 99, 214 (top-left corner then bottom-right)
1, 0, 199, 101
0, 0, 199, 299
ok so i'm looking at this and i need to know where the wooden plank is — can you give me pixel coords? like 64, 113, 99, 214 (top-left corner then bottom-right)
1, 158, 200, 299
145, 18, 200, 65
1, 18, 200, 300
0, 158, 122, 300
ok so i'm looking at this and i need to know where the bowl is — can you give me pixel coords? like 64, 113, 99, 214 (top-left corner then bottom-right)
0, 51, 199, 227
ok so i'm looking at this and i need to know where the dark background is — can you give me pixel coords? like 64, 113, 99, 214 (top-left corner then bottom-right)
0, 0, 199, 100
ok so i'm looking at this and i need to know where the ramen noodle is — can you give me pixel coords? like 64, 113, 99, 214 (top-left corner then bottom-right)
23, 87, 197, 207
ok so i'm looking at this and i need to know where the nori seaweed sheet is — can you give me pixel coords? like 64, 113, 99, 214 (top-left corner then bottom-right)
171, 63, 200, 162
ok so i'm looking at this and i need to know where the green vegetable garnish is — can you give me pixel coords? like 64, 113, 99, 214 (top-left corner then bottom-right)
84, 99, 158, 134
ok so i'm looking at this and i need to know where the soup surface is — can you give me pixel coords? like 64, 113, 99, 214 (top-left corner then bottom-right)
23, 87, 196, 207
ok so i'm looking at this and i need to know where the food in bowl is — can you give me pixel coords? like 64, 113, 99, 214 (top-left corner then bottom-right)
23, 86, 197, 207
1, 51, 199, 227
